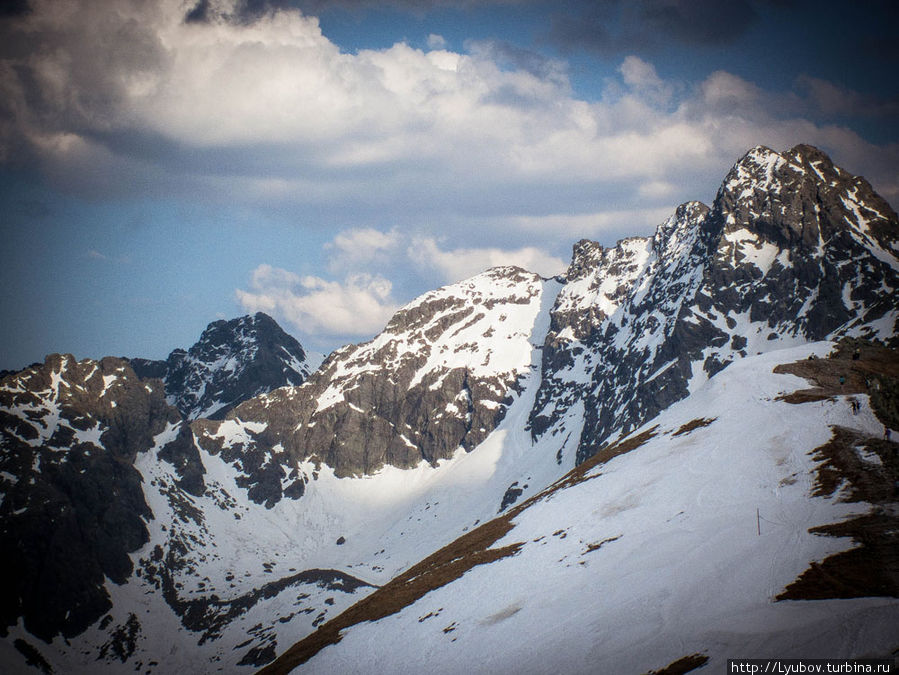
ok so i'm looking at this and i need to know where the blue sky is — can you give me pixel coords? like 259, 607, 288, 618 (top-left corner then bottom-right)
1, 0, 897, 370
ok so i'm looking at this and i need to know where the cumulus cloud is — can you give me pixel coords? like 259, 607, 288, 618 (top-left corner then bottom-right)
236, 264, 400, 337
618, 55, 676, 107
427, 33, 447, 50
325, 227, 403, 274
410, 236, 567, 282
1, 0, 896, 216
323, 226, 568, 282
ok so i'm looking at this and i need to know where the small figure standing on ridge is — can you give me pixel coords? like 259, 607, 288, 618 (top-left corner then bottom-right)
886, 428, 892, 442
852, 348, 860, 361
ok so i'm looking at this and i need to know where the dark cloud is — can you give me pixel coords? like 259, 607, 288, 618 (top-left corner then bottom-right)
546, 0, 785, 55
0, 0, 30, 18
795, 75, 899, 121
641, 0, 757, 44
183, 0, 534, 24
467, 39, 566, 81
0, 0, 169, 180
182, 0, 299, 25
288, 0, 529, 10
184, 0, 212, 23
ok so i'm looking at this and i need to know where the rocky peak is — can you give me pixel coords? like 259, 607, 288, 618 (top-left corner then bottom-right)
784, 143, 842, 181
567, 240, 605, 282
132, 312, 320, 421
711, 144, 898, 256
653, 201, 712, 258
531, 144, 898, 466
194, 266, 558, 487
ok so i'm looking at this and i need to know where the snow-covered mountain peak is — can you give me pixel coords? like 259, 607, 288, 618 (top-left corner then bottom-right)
381, 265, 542, 341
653, 200, 711, 259
131, 312, 320, 421
714, 144, 898, 258
192, 266, 560, 483
532, 144, 898, 467
785, 142, 842, 178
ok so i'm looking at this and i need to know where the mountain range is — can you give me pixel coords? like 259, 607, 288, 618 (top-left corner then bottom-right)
1, 144, 897, 674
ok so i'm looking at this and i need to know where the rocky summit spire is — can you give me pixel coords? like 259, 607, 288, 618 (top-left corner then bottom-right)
131, 312, 321, 421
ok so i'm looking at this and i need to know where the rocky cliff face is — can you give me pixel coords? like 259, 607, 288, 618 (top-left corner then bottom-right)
0, 354, 373, 670
131, 312, 320, 421
194, 267, 559, 491
0, 355, 180, 641
531, 144, 899, 464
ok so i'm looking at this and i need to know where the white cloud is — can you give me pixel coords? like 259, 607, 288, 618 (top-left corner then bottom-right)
427, 34, 447, 49
637, 181, 676, 199
2, 0, 896, 216
410, 236, 567, 283
619, 55, 674, 105
325, 227, 402, 274
700, 70, 763, 110
497, 207, 678, 237
236, 264, 399, 337
236, 228, 569, 343
325, 226, 568, 282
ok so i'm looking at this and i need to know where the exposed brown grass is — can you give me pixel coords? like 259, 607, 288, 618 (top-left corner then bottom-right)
778, 513, 899, 600
549, 426, 660, 494
643, 652, 709, 674
257, 424, 662, 674
774, 340, 899, 429
257, 512, 523, 674
584, 535, 621, 554
807, 427, 897, 502
672, 418, 716, 437
777, 426, 899, 601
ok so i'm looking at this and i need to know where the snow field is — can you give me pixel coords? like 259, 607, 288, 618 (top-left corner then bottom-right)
297, 343, 899, 674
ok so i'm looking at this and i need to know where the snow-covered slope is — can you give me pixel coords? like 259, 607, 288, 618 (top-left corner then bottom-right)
264, 342, 899, 674
131, 312, 322, 421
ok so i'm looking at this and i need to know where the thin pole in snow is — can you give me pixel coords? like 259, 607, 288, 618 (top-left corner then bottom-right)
757, 508, 761, 536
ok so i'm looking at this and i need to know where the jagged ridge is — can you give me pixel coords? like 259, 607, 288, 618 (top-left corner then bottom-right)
530, 144, 899, 464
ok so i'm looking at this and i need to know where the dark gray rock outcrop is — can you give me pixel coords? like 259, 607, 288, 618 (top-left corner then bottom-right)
0, 355, 180, 641
130, 312, 319, 421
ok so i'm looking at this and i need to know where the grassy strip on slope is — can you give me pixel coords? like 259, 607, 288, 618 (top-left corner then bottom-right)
643, 653, 709, 675
257, 425, 660, 674
773, 341, 898, 599
777, 427, 898, 600
774, 338, 899, 430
